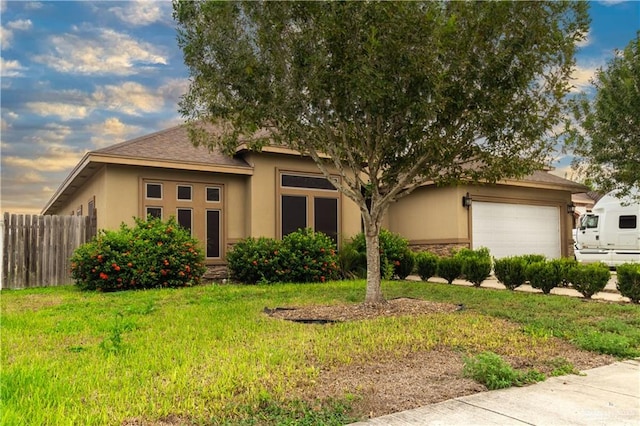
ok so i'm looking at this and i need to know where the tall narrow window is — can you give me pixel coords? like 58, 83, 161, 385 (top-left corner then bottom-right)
177, 208, 193, 235
206, 210, 221, 258
282, 195, 307, 236
314, 198, 338, 243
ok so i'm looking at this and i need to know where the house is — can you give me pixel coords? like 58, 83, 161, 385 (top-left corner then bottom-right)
43, 124, 586, 277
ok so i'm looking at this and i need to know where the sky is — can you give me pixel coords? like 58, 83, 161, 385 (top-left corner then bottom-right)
1, 1, 639, 215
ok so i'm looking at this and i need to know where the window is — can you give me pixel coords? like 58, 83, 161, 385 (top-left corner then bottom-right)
88, 197, 95, 218
142, 179, 224, 260
146, 207, 162, 219
619, 215, 637, 229
282, 195, 307, 236
177, 185, 192, 201
581, 215, 599, 229
314, 198, 338, 244
282, 174, 336, 190
206, 187, 221, 202
146, 183, 162, 199
177, 208, 192, 234
279, 172, 340, 242
206, 210, 221, 258
76, 205, 83, 216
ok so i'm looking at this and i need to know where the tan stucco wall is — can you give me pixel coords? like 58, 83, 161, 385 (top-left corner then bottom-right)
390, 182, 574, 257
53, 166, 107, 225
243, 152, 362, 242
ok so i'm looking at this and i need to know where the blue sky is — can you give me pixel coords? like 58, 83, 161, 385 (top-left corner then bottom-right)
1, 1, 639, 215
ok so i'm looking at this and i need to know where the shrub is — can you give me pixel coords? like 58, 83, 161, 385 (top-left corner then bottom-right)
70, 216, 206, 291
462, 256, 492, 287
550, 257, 578, 287
227, 229, 340, 284
568, 262, 611, 299
526, 261, 561, 294
281, 228, 341, 283
520, 254, 547, 265
415, 252, 439, 281
616, 263, 640, 303
493, 256, 528, 290
437, 256, 462, 284
463, 351, 545, 390
394, 248, 416, 279
341, 229, 411, 280
226, 237, 283, 284
337, 243, 367, 279
454, 247, 491, 262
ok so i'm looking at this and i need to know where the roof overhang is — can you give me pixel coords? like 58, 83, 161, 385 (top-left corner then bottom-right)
41, 153, 254, 215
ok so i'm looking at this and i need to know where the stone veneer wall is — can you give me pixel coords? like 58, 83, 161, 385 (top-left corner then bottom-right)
409, 242, 470, 257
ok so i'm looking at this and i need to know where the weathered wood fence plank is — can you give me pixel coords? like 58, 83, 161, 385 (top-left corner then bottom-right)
1, 213, 97, 289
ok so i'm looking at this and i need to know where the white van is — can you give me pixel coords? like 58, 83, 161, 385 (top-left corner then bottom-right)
574, 191, 640, 267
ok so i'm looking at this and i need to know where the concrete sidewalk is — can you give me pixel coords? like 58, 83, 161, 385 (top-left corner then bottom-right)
349, 359, 640, 426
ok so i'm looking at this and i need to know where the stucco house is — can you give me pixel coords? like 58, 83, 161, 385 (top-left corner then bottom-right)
43, 124, 586, 276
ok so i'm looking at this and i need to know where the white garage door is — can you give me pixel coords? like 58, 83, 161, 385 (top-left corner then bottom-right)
472, 202, 561, 259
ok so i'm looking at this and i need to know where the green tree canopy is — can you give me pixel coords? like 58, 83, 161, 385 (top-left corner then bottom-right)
566, 32, 640, 198
173, 0, 588, 304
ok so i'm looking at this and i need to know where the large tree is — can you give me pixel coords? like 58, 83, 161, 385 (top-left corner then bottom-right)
566, 32, 640, 198
173, 1, 588, 305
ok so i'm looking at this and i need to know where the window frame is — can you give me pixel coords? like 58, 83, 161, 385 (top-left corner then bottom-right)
146, 206, 163, 219
205, 186, 222, 203
177, 184, 193, 202
145, 182, 163, 200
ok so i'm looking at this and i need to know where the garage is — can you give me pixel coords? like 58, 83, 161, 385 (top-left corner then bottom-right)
472, 201, 561, 259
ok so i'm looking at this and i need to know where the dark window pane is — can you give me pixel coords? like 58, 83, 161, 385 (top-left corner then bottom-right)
282, 195, 307, 236
147, 207, 162, 219
282, 174, 336, 190
206, 187, 220, 202
146, 183, 162, 199
207, 210, 221, 258
177, 185, 192, 200
177, 209, 192, 234
619, 215, 637, 229
314, 198, 338, 244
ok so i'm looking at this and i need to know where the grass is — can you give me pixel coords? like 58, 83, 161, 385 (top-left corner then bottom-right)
1, 280, 639, 425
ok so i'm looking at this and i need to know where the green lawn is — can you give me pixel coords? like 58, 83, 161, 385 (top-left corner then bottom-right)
1, 281, 639, 425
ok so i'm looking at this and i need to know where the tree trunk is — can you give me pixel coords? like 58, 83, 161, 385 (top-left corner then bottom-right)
363, 219, 385, 305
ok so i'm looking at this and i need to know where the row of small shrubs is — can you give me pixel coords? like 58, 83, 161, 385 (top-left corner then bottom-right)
226, 228, 340, 284
70, 216, 206, 291
413, 247, 492, 286
494, 256, 614, 299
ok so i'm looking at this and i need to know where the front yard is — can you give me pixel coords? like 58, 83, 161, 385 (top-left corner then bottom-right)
1, 280, 639, 425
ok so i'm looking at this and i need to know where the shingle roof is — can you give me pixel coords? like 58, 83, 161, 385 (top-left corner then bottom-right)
517, 170, 588, 193
93, 124, 250, 169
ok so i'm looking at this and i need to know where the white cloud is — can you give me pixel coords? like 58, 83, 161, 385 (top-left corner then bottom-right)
1, 25, 13, 49
109, 1, 168, 26
0, 56, 26, 77
576, 29, 592, 48
25, 102, 90, 121
7, 19, 32, 31
24, 2, 43, 10
158, 78, 189, 103
87, 117, 142, 148
34, 28, 167, 76
3, 153, 82, 172
92, 81, 165, 115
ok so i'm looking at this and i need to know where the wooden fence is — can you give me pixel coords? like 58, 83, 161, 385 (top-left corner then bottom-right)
1, 213, 97, 289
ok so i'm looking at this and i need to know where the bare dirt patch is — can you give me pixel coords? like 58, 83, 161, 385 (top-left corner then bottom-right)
268, 297, 617, 420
